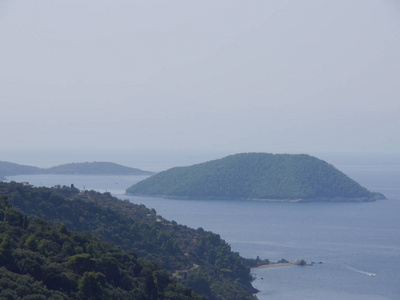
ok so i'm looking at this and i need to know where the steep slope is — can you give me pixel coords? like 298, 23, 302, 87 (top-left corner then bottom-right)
126, 153, 384, 202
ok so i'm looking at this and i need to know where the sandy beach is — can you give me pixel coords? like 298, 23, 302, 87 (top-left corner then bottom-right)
251, 262, 297, 270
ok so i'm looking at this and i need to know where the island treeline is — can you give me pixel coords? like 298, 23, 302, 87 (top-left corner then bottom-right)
0, 161, 153, 176
127, 153, 384, 202
0, 182, 257, 300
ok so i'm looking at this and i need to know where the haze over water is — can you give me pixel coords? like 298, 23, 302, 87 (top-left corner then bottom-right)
1, 1, 399, 298
1, 1, 400, 158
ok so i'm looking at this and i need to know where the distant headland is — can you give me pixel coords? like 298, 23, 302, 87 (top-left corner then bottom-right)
0, 161, 153, 176
126, 153, 385, 202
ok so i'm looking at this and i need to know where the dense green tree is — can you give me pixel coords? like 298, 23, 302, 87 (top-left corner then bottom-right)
0, 234, 13, 267
67, 254, 98, 275
78, 271, 106, 300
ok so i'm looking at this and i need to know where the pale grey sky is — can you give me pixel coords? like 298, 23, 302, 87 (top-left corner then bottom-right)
1, 0, 400, 167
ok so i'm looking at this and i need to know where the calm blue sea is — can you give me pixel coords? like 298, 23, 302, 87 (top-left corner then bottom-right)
8, 158, 400, 300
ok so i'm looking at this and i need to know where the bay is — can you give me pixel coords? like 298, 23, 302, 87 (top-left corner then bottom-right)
8, 158, 400, 300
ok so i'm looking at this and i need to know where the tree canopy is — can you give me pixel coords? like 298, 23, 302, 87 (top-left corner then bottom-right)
0, 182, 257, 300
127, 153, 384, 202
0, 195, 203, 300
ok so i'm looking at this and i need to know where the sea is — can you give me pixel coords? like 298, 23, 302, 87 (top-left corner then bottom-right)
7, 154, 400, 300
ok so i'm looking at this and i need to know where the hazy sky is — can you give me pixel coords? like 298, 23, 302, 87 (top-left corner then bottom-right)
1, 0, 400, 167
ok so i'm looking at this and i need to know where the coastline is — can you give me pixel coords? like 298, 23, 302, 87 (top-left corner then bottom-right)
251, 262, 297, 270
126, 193, 381, 203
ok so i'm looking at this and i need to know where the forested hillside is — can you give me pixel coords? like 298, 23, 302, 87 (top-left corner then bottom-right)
0, 182, 257, 300
127, 153, 384, 202
0, 195, 202, 299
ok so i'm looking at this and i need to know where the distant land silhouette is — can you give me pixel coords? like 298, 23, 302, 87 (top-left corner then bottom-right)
126, 153, 385, 202
0, 161, 153, 176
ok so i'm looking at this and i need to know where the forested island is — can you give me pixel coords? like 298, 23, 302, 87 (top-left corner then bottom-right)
0, 182, 257, 300
0, 162, 40, 176
0, 161, 153, 176
126, 153, 385, 202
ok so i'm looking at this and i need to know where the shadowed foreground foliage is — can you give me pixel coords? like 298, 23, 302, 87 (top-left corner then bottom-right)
0, 195, 202, 300
0, 182, 257, 300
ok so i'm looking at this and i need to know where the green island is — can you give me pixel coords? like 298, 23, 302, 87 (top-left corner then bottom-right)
126, 153, 385, 202
0, 182, 257, 300
0, 161, 153, 176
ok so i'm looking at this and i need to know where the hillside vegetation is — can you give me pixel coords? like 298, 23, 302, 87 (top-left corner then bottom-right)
0, 161, 152, 176
127, 153, 384, 202
0, 182, 257, 300
0, 195, 202, 300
